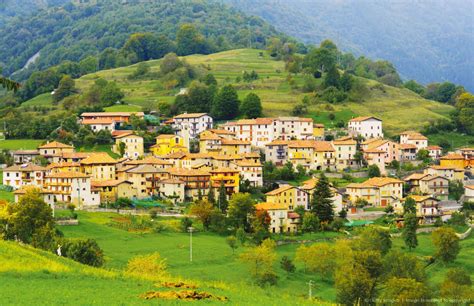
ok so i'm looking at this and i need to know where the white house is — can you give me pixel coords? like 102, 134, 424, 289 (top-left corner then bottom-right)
2, 163, 48, 189
171, 113, 213, 139
399, 131, 428, 151
348, 116, 383, 139
44, 172, 100, 207
465, 185, 474, 202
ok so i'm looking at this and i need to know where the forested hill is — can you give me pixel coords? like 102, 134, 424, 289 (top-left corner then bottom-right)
0, 0, 68, 23
0, 0, 284, 78
224, 0, 474, 91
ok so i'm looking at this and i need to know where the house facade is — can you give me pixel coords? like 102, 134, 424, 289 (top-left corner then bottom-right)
348, 116, 383, 139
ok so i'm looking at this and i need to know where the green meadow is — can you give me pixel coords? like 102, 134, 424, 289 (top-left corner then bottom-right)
0, 139, 44, 150
72, 48, 453, 134
38, 211, 473, 304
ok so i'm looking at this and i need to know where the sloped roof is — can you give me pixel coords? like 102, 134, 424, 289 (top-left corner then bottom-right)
265, 185, 294, 196
349, 116, 381, 122
91, 179, 132, 187
173, 113, 208, 119
81, 112, 144, 117
4, 163, 47, 172
255, 202, 287, 210
46, 171, 89, 178
80, 153, 117, 165
38, 141, 73, 149
440, 153, 464, 160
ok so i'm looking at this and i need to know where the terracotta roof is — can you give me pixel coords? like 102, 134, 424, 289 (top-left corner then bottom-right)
212, 154, 242, 160
265, 185, 294, 196
80, 153, 117, 165
46, 171, 89, 178
420, 174, 448, 182
429, 165, 463, 171
112, 130, 134, 137
349, 116, 381, 122
221, 138, 251, 145
405, 195, 438, 202
346, 183, 374, 188
440, 153, 464, 160
265, 140, 290, 146
38, 141, 73, 149
404, 173, 429, 181
47, 162, 81, 169
60, 152, 93, 159
184, 153, 213, 159
399, 144, 417, 150
288, 140, 319, 148
363, 148, 385, 154
168, 168, 211, 177
173, 113, 208, 119
160, 178, 185, 184
313, 123, 324, 128
114, 132, 141, 139
255, 202, 287, 210
81, 112, 144, 117
277, 116, 313, 122
287, 212, 301, 219
300, 178, 318, 190
200, 133, 221, 141
363, 177, 404, 187
156, 134, 176, 139
91, 179, 132, 187
426, 146, 442, 150
13, 187, 54, 195
226, 118, 274, 126
234, 161, 263, 167
126, 164, 165, 174
4, 163, 47, 172
210, 167, 239, 173
162, 152, 188, 159
465, 185, 474, 190
313, 141, 335, 152
333, 137, 357, 145
208, 129, 235, 135
11, 150, 39, 155
82, 118, 115, 125
458, 147, 474, 151
125, 156, 173, 166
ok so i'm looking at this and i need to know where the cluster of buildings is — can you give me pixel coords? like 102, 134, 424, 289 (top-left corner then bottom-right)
4, 111, 473, 232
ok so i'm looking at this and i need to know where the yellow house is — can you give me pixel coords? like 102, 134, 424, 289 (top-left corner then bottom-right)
333, 136, 357, 170
313, 123, 325, 139
112, 132, 144, 159
425, 166, 464, 181
210, 168, 240, 196
151, 134, 188, 157
80, 153, 117, 181
38, 141, 74, 162
346, 177, 403, 207
265, 185, 309, 210
199, 130, 251, 156
47, 162, 81, 174
440, 153, 465, 169
255, 202, 300, 234
91, 179, 135, 204
124, 164, 167, 198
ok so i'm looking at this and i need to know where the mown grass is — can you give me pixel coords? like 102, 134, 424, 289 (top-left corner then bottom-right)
0, 190, 14, 202
0, 139, 44, 150
72, 48, 453, 135
0, 238, 324, 305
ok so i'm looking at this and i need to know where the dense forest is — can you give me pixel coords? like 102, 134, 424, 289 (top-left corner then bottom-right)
225, 0, 474, 92
0, 0, 285, 79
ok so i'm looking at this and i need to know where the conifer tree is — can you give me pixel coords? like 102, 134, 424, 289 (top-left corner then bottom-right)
207, 185, 216, 205
403, 213, 418, 250
218, 180, 228, 212
311, 174, 334, 223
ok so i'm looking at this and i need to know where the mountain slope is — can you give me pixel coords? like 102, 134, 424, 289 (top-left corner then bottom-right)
225, 0, 474, 91
65, 48, 453, 135
0, 0, 282, 77
0, 0, 68, 23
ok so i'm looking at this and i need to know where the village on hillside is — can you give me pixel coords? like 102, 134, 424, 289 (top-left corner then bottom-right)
2, 111, 473, 234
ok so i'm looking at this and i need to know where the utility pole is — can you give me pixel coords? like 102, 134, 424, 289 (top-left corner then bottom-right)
188, 226, 194, 262
307, 280, 314, 300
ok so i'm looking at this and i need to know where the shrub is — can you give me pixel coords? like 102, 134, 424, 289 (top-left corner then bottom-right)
62, 238, 104, 267
180, 217, 193, 232
126, 252, 167, 280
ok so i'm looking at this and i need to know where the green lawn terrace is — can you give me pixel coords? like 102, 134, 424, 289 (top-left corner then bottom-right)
73, 48, 454, 135
50, 211, 474, 304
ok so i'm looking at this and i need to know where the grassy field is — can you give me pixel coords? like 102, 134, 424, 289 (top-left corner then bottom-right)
20, 93, 54, 108
72, 48, 453, 135
51, 211, 473, 303
428, 132, 474, 149
0, 139, 44, 150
